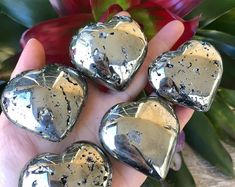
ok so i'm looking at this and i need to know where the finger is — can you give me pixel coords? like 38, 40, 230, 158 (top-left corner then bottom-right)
11, 38, 46, 78
1, 38, 54, 150
0, 39, 46, 187
1, 38, 46, 125
1, 38, 46, 127
0, 38, 46, 138
175, 105, 194, 130
115, 20, 184, 101
1, 38, 46, 141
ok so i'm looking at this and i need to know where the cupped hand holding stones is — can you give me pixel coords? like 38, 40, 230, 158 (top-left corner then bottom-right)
0, 12, 193, 187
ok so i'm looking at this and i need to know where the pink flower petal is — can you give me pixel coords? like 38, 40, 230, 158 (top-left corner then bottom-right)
21, 14, 93, 65
147, 0, 202, 17
129, 0, 142, 6
49, 0, 91, 16
90, 0, 141, 21
99, 4, 123, 22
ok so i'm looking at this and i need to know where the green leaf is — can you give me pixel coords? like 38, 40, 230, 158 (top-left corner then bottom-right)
218, 88, 235, 108
167, 154, 196, 187
141, 177, 162, 187
128, 8, 155, 40
185, 112, 234, 176
219, 53, 235, 90
206, 95, 235, 143
129, 4, 199, 46
0, 54, 20, 82
91, 0, 130, 21
194, 31, 235, 89
0, 14, 25, 63
196, 29, 235, 58
215, 128, 235, 147
135, 90, 147, 101
0, 81, 6, 113
187, 0, 235, 28
0, 0, 57, 27
205, 8, 235, 36
206, 92, 235, 146
0, 80, 6, 94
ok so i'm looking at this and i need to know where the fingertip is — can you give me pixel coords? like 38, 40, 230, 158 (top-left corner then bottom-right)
115, 11, 131, 17
159, 20, 185, 41
168, 20, 185, 35
11, 38, 46, 78
148, 20, 184, 56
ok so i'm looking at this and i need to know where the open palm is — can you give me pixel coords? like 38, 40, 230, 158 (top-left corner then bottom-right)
0, 13, 193, 187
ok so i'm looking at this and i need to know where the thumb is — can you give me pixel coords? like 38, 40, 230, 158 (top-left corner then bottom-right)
11, 38, 46, 78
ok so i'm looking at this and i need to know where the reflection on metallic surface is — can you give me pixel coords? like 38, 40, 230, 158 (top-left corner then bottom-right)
1, 65, 87, 142
19, 141, 112, 187
70, 16, 147, 90
99, 97, 179, 179
149, 40, 223, 112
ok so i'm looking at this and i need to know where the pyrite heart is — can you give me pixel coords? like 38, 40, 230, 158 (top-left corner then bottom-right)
19, 141, 112, 187
1, 65, 87, 142
99, 97, 179, 180
149, 40, 223, 112
70, 15, 147, 90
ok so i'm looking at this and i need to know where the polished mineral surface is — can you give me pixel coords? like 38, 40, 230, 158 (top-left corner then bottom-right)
70, 15, 147, 90
1, 65, 87, 141
99, 97, 179, 179
149, 40, 223, 112
19, 141, 112, 187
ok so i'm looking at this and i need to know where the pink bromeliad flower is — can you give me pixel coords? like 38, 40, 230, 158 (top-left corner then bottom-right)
21, 0, 201, 66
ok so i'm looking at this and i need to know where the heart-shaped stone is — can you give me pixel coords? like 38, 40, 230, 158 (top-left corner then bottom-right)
99, 97, 179, 179
149, 40, 223, 112
70, 15, 147, 90
19, 141, 112, 187
1, 65, 87, 142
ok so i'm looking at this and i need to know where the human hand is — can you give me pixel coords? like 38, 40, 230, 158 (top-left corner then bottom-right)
0, 12, 193, 187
